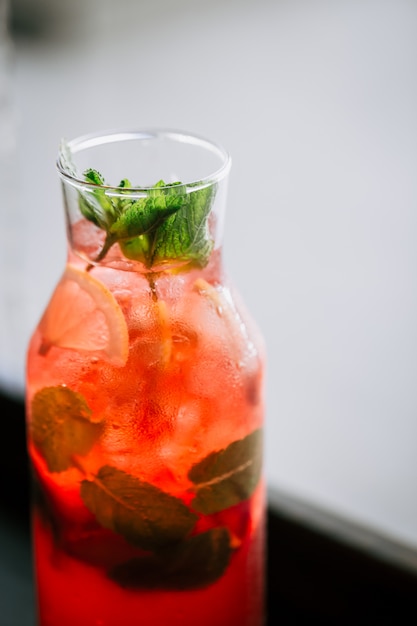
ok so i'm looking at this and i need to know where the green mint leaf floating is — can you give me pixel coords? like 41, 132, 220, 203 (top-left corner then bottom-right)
30, 386, 102, 473
109, 527, 231, 590
151, 183, 216, 268
80, 465, 198, 551
189, 428, 263, 515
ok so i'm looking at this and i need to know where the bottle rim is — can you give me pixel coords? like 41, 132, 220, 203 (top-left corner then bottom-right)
56, 128, 232, 194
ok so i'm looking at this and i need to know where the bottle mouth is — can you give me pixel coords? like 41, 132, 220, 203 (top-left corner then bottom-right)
57, 129, 232, 195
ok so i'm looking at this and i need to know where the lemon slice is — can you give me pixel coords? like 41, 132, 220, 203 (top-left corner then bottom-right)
39, 265, 129, 366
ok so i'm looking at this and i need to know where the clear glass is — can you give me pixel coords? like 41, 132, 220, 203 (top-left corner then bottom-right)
26, 130, 266, 626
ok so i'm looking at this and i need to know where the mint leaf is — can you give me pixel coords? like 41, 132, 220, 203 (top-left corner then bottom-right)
118, 178, 132, 189
113, 182, 189, 265
110, 192, 186, 240
119, 234, 150, 263
115, 179, 134, 211
84, 168, 106, 186
30, 386, 102, 473
79, 169, 119, 229
80, 465, 198, 550
151, 184, 216, 267
189, 429, 263, 515
109, 527, 232, 590
78, 194, 103, 228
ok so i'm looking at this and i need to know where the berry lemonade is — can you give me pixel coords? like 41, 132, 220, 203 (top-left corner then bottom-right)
26, 131, 265, 626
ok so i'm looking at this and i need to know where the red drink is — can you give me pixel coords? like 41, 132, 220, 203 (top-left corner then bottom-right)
26, 131, 265, 626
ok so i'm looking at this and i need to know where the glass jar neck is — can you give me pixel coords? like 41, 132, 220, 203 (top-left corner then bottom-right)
58, 130, 231, 274
62, 177, 228, 274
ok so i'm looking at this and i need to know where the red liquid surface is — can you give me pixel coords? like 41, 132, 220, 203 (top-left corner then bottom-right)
27, 253, 266, 626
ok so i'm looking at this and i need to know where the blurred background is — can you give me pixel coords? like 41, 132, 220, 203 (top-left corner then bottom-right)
1, 0, 417, 552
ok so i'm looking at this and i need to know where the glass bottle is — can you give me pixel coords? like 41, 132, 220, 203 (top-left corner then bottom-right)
26, 130, 266, 626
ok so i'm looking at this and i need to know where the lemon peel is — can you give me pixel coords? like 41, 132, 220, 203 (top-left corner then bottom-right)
39, 265, 129, 366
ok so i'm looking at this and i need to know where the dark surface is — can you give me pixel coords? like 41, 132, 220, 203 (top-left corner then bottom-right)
2, 391, 417, 625
267, 506, 417, 624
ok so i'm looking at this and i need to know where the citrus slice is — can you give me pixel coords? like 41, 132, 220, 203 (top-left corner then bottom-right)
39, 265, 129, 366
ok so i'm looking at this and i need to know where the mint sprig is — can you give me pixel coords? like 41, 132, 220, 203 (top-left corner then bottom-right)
78, 171, 216, 268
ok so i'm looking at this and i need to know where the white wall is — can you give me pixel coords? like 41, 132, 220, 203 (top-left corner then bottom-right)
2, 0, 417, 546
